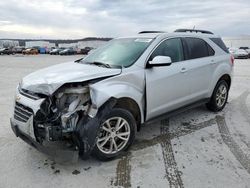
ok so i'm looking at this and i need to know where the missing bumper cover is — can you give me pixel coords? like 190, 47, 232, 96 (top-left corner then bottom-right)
11, 119, 79, 163
10, 97, 117, 161
74, 98, 117, 159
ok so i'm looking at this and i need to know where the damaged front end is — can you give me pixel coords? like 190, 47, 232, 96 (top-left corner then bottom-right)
11, 82, 116, 163
34, 84, 91, 143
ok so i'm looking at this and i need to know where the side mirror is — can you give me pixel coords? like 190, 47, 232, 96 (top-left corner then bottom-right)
148, 56, 172, 67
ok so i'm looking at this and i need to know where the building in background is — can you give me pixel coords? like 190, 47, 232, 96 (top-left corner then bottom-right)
223, 36, 250, 48
58, 42, 78, 49
0, 38, 111, 51
25, 41, 56, 48
58, 40, 107, 49
77, 40, 107, 49
0, 40, 19, 48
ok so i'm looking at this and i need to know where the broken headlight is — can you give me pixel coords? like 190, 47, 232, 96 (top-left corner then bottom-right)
55, 86, 90, 132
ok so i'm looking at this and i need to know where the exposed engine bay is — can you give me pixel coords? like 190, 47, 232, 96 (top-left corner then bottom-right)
27, 82, 116, 160
56, 86, 90, 133
33, 84, 89, 141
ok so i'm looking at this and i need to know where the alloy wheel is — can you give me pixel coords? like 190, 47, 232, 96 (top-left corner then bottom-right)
97, 117, 130, 154
216, 84, 227, 107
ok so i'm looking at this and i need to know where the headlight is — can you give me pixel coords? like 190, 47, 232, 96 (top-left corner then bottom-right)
56, 86, 90, 111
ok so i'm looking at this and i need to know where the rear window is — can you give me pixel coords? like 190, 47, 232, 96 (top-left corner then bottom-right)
184, 38, 214, 59
210, 38, 229, 53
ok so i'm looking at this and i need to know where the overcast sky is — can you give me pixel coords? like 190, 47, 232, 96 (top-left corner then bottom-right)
0, 0, 249, 39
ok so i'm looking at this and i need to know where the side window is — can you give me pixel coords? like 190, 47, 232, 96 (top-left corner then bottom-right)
150, 38, 184, 63
184, 38, 213, 59
207, 44, 215, 56
210, 38, 229, 53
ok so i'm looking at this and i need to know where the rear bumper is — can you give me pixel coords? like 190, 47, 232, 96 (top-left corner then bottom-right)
11, 118, 79, 163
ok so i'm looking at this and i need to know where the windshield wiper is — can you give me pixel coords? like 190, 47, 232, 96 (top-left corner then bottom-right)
83, 61, 111, 68
80, 61, 123, 69
92, 61, 111, 68
74, 58, 83, 63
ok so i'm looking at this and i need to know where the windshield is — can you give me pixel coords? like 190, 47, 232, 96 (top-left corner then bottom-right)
81, 38, 153, 67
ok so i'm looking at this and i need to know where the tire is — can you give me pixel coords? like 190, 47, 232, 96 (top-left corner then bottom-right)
206, 80, 229, 112
92, 108, 136, 161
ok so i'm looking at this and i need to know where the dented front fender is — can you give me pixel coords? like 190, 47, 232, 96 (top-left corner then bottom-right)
88, 68, 145, 123
74, 98, 117, 159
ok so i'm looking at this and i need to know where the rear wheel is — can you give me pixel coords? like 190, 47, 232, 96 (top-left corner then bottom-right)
92, 108, 136, 161
206, 80, 229, 112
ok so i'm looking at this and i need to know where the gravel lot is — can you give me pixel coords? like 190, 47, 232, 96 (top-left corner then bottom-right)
0, 55, 250, 188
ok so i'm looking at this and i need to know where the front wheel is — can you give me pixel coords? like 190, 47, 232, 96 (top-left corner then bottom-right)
206, 80, 229, 112
92, 108, 136, 161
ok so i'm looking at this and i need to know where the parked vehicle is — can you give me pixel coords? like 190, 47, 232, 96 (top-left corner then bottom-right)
22, 48, 39, 55
39, 47, 46, 54
13, 47, 25, 54
79, 47, 93, 55
239, 47, 250, 58
229, 48, 248, 59
32, 46, 41, 53
59, 48, 76, 55
11, 29, 233, 161
45, 48, 51, 54
50, 48, 65, 55
0, 48, 14, 55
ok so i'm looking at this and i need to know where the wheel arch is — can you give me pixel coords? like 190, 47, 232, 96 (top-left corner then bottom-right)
114, 97, 142, 131
89, 75, 145, 128
218, 74, 231, 89
209, 73, 231, 98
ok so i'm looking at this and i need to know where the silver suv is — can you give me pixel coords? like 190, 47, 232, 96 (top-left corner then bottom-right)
11, 29, 233, 161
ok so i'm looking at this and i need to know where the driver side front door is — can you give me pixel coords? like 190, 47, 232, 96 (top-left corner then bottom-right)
145, 37, 192, 120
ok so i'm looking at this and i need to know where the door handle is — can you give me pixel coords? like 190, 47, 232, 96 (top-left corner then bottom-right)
211, 59, 216, 64
180, 67, 187, 73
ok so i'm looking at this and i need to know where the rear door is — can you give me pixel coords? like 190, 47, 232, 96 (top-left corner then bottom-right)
182, 37, 215, 101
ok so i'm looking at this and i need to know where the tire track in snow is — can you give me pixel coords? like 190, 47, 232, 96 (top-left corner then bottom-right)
160, 119, 184, 188
113, 154, 131, 188
236, 91, 250, 125
229, 91, 250, 125
112, 118, 217, 187
216, 115, 250, 174
132, 118, 216, 151
227, 91, 250, 150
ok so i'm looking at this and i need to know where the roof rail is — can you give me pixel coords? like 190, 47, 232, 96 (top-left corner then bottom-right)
138, 31, 165, 34
174, 29, 213, 35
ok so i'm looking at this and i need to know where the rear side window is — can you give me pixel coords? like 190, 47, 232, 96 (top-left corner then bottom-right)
210, 38, 229, 53
150, 38, 184, 63
208, 44, 215, 56
183, 37, 214, 60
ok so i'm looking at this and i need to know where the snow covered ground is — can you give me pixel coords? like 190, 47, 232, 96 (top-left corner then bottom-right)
0, 55, 249, 188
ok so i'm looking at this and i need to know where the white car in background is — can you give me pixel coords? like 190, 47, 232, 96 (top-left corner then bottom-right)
229, 47, 248, 59
239, 47, 250, 58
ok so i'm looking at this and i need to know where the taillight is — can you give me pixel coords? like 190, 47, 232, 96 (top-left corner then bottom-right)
230, 55, 234, 66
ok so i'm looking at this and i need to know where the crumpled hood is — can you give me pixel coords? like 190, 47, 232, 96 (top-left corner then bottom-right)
21, 62, 121, 95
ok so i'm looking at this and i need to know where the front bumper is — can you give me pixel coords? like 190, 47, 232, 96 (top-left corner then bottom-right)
12, 86, 117, 161
12, 87, 82, 162
11, 118, 79, 163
